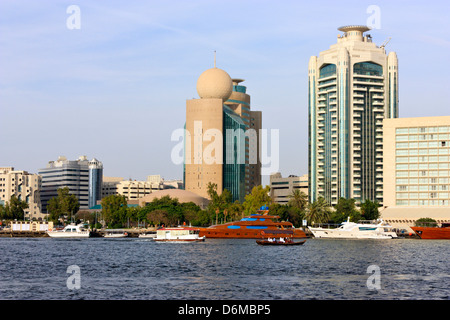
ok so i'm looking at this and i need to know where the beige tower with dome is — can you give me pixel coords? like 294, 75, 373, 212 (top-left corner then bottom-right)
184, 62, 261, 203
185, 66, 232, 200
196, 67, 233, 100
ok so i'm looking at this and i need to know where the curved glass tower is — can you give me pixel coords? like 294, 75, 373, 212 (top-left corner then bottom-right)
308, 25, 399, 206
88, 158, 103, 208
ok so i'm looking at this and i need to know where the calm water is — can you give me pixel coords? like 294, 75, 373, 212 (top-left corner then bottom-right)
0, 237, 448, 300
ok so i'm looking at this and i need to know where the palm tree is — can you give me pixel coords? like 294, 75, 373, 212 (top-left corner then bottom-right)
305, 197, 332, 226
288, 189, 308, 211
231, 201, 243, 220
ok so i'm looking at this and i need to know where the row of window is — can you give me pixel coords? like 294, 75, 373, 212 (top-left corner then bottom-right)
396, 193, 449, 199
396, 127, 449, 134
396, 200, 449, 206
396, 170, 449, 177
396, 148, 450, 156
397, 192, 449, 201
396, 177, 449, 184
396, 141, 449, 148
396, 156, 450, 163
39, 169, 89, 175
1, 194, 31, 201
396, 134, 449, 141
397, 185, 448, 191
396, 163, 449, 170
0, 189, 33, 193
40, 174, 89, 179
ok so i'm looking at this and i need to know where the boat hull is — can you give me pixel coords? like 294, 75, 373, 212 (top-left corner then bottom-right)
154, 237, 205, 242
256, 240, 306, 246
308, 228, 396, 239
47, 232, 90, 238
199, 228, 306, 239
104, 234, 128, 238
139, 234, 157, 239
411, 227, 450, 239
198, 211, 307, 239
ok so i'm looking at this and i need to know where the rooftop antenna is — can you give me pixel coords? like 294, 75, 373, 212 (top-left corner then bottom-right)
214, 50, 216, 68
380, 37, 391, 48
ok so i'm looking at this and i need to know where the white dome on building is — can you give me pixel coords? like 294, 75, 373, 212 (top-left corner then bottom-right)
196, 67, 233, 101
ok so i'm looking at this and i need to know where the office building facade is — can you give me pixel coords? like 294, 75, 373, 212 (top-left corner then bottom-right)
383, 116, 450, 207
39, 156, 102, 212
270, 173, 308, 204
102, 176, 164, 201
308, 25, 398, 206
381, 116, 450, 231
0, 167, 43, 220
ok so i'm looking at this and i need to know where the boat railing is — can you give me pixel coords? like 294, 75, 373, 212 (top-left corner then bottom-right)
357, 220, 381, 225
104, 229, 127, 234
311, 223, 341, 229
414, 221, 444, 228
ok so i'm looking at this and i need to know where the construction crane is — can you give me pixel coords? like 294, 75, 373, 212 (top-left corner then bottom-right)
380, 37, 391, 48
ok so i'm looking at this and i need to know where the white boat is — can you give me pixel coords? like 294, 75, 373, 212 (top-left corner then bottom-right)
47, 224, 91, 238
308, 217, 398, 239
154, 227, 205, 242
103, 230, 128, 238
138, 231, 157, 239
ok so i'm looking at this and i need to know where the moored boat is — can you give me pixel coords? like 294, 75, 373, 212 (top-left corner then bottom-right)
47, 224, 90, 238
411, 222, 450, 239
256, 236, 306, 246
308, 217, 397, 239
103, 230, 128, 238
154, 227, 205, 242
198, 208, 307, 239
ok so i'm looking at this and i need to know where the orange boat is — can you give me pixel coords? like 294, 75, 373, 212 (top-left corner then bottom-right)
198, 209, 307, 239
411, 222, 450, 239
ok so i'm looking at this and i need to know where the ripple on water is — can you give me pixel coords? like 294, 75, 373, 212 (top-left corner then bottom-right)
0, 238, 448, 299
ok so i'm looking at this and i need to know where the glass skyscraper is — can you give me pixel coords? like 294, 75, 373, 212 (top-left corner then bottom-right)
225, 79, 262, 197
88, 158, 103, 208
223, 105, 246, 202
308, 25, 399, 206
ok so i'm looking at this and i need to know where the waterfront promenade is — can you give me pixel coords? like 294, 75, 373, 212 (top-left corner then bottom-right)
0, 228, 154, 238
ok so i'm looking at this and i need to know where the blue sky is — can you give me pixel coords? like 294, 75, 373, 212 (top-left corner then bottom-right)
1, 0, 449, 185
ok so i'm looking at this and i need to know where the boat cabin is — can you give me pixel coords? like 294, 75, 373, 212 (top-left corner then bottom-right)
63, 225, 88, 232
157, 227, 200, 237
